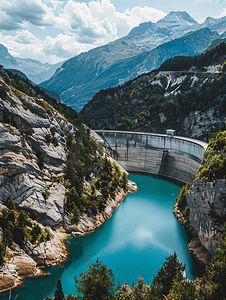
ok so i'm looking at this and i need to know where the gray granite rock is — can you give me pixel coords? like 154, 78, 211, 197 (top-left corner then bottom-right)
187, 178, 226, 254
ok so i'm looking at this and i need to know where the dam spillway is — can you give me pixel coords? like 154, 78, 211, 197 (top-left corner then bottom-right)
95, 130, 208, 184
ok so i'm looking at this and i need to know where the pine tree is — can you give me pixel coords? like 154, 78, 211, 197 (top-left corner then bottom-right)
171, 280, 205, 300
151, 252, 186, 299
75, 259, 116, 300
54, 280, 64, 300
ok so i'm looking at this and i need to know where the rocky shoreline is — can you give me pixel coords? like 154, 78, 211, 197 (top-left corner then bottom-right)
0, 228, 67, 294
0, 180, 137, 294
173, 206, 212, 266
68, 180, 137, 237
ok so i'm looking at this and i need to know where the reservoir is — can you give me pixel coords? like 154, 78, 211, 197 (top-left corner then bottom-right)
1, 174, 203, 300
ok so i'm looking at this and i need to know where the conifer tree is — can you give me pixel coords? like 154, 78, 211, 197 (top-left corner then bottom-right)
75, 259, 116, 300
151, 252, 186, 299
54, 280, 64, 300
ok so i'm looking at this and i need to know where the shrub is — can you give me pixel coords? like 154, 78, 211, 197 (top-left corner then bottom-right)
20, 128, 34, 135
37, 153, 45, 169
176, 183, 191, 212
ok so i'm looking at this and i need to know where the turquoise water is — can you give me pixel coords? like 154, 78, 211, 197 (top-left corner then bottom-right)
1, 174, 203, 299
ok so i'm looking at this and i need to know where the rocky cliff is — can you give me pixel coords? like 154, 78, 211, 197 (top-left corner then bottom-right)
0, 66, 132, 292
174, 130, 226, 264
186, 178, 226, 255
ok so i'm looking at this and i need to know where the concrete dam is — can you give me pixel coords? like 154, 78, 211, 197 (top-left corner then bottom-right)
95, 130, 208, 184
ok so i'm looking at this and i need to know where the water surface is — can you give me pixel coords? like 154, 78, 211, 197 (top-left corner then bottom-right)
1, 174, 203, 300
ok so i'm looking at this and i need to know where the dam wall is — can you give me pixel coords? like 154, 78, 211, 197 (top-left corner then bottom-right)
95, 130, 208, 184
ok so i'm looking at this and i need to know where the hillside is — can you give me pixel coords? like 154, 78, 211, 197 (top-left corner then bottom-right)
0, 44, 63, 84
41, 12, 226, 112
81, 41, 226, 141
0, 66, 133, 292
174, 129, 226, 263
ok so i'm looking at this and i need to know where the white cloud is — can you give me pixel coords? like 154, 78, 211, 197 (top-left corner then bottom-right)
219, 8, 226, 18
14, 30, 40, 44
0, 0, 166, 63
56, 0, 165, 43
0, 0, 55, 29
43, 34, 90, 57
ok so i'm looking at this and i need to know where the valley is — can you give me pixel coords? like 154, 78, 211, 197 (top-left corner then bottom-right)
0, 7, 226, 300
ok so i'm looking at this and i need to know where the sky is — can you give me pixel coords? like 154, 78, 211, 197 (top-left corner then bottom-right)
0, 0, 225, 65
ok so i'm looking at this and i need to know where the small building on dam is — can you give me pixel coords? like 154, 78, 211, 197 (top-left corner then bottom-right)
95, 130, 208, 184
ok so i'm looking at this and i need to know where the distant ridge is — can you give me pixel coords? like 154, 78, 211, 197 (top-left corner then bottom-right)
0, 44, 63, 84
41, 25, 220, 111
41, 11, 226, 112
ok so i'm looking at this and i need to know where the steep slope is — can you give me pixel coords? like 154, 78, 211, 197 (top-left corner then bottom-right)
0, 66, 133, 292
174, 130, 226, 265
0, 44, 63, 84
81, 41, 226, 141
42, 27, 219, 112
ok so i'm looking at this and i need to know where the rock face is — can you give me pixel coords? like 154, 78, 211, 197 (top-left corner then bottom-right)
0, 70, 77, 292
0, 230, 67, 293
186, 178, 226, 255
0, 74, 70, 227
23, 226, 67, 267
0, 67, 135, 293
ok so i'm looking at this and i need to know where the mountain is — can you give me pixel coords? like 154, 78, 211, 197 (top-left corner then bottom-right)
40, 12, 226, 112
128, 11, 198, 39
205, 37, 226, 51
0, 44, 63, 84
200, 16, 226, 34
156, 11, 198, 28
8, 68, 64, 104
81, 41, 226, 141
41, 26, 219, 111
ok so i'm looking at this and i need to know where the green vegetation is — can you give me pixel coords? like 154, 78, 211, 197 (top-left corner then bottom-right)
81, 42, 226, 139
197, 131, 226, 181
176, 183, 191, 214
160, 41, 226, 71
0, 198, 51, 265
42, 187, 50, 200
75, 259, 116, 299
81, 71, 226, 137
150, 252, 186, 299
37, 152, 45, 170
19, 128, 34, 135
64, 126, 127, 222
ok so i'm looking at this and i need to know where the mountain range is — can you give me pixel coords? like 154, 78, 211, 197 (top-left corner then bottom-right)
81, 41, 226, 140
41, 11, 226, 111
0, 44, 63, 84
